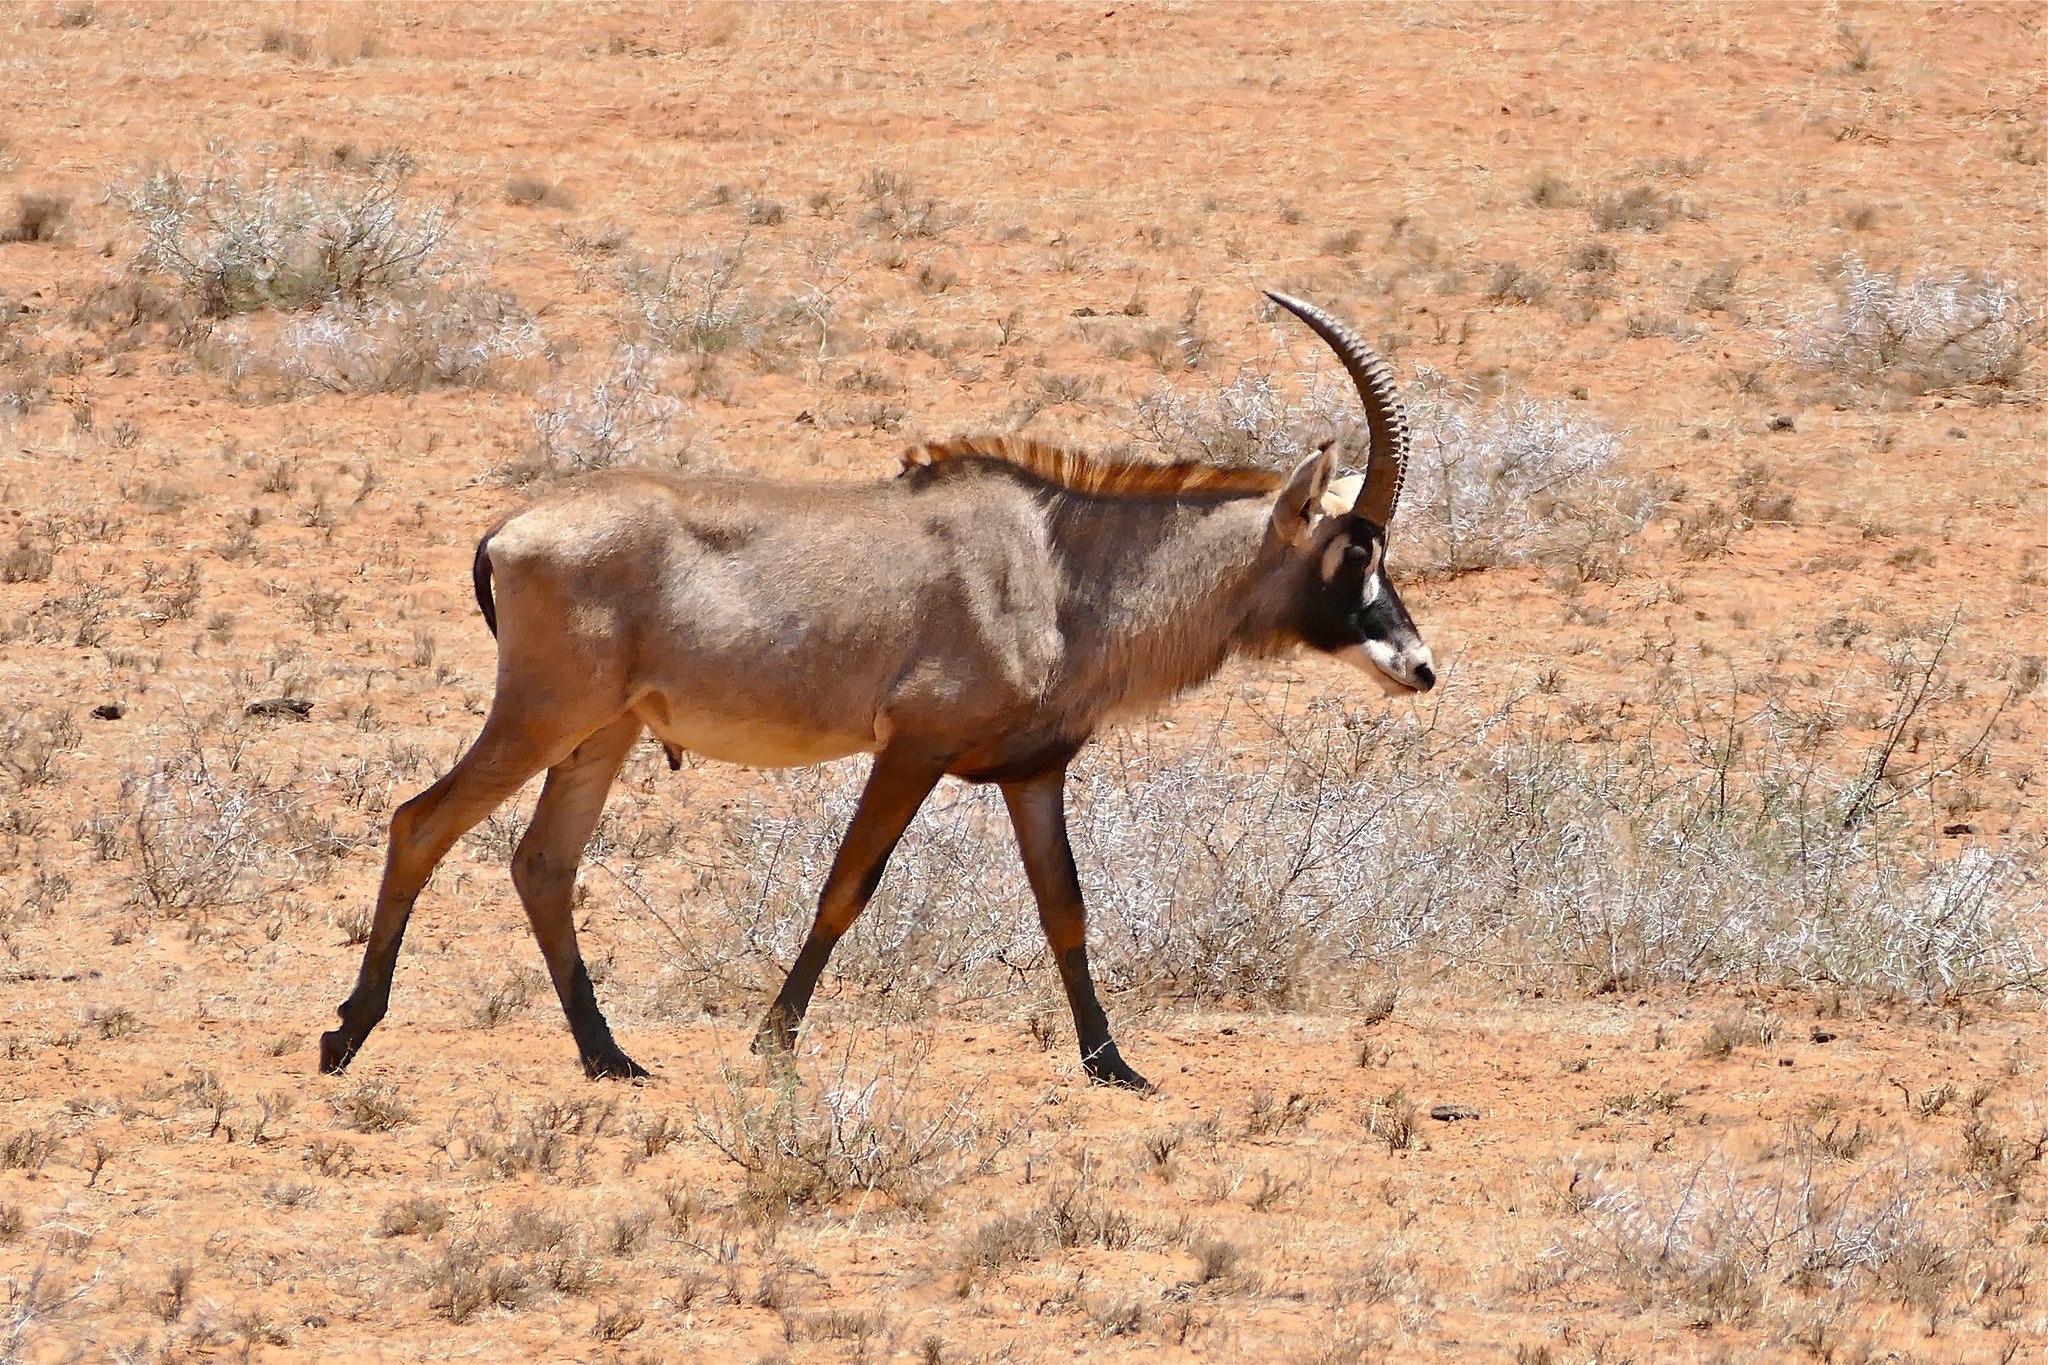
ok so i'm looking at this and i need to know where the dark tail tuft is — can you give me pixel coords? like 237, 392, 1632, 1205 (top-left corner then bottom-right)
472, 532, 499, 637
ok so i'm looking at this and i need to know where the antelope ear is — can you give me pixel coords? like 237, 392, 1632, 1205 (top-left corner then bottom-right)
1270, 442, 1337, 549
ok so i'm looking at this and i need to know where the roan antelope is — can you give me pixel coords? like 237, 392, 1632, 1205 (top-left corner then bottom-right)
319, 292, 1433, 1089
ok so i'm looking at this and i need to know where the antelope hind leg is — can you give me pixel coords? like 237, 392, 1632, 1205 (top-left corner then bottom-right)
320, 712, 563, 1073
1001, 770, 1152, 1091
752, 744, 951, 1058
511, 713, 647, 1080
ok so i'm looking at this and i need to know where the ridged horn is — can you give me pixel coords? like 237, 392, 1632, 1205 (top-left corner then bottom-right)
1265, 291, 1410, 528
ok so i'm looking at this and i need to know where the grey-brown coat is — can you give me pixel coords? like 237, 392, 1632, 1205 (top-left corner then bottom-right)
320, 292, 1433, 1088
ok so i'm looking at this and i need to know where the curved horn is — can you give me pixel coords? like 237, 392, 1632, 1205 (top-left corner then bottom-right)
1265, 291, 1410, 528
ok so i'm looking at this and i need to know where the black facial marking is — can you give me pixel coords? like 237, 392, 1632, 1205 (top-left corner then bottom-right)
1296, 516, 1415, 656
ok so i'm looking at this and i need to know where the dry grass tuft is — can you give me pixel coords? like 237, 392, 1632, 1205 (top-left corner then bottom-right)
2, 192, 70, 244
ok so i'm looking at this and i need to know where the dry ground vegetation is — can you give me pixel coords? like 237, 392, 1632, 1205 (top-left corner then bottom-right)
0, 2, 2043, 1361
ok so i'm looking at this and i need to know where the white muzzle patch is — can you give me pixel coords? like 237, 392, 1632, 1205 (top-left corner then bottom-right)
1336, 640, 1436, 695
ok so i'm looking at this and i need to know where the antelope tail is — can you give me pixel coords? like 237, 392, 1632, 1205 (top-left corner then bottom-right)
472, 532, 499, 637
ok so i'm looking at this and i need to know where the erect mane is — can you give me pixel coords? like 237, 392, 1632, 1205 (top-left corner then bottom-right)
900, 436, 1285, 500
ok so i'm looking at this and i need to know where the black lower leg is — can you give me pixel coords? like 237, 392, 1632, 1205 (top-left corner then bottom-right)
1057, 946, 1149, 1090
754, 931, 838, 1055
559, 960, 646, 1080
318, 933, 406, 1073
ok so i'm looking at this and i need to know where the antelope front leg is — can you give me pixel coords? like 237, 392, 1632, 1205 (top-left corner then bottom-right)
753, 744, 950, 1057
1001, 768, 1151, 1091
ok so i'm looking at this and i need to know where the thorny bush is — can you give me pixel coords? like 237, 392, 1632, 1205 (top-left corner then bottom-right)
1778, 254, 2037, 395
628, 667, 2040, 1018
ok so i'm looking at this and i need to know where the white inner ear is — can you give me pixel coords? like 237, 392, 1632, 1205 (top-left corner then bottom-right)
1320, 473, 1364, 518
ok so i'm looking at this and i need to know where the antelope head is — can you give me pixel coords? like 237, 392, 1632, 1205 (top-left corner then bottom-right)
1266, 291, 1436, 696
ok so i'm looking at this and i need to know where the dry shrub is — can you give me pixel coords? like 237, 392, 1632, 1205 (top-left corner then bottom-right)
2, 707, 80, 790
621, 246, 759, 354
430, 1239, 527, 1323
857, 165, 948, 240
1528, 172, 1576, 208
2, 193, 70, 244
651, 666, 2042, 1015
124, 745, 311, 916
695, 1042, 993, 1215
114, 159, 457, 315
458, 1096, 617, 1181
1698, 1006, 1784, 1058
504, 176, 574, 210
257, 26, 312, 58
1364, 1089, 1418, 1153
1778, 253, 2036, 394
208, 283, 541, 395
1558, 1146, 1969, 1329
1592, 184, 1700, 233
1128, 356, 1656, 576
1485, 261, 1549, 306
1401, 371, 1656, 575
0, 1127, 56, 1172
332, 1081, 414, 1133
470, 970, 540, 1029
0, 308, 55, 422
1127, 361, 1351, 467
378, 1198, 449, 1238
517, 345, 687, 479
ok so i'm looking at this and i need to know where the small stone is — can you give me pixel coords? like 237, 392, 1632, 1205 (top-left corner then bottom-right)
1768, 414, 1795, 432
245, 697, 313, 720
90, 703, 124, 720
1430, 1103, 1480, 1122
1810, 1027, 1838, 1044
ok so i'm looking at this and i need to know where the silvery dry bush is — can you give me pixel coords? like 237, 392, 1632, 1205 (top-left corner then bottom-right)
1128, 358, 1653, 574
125, 749, 307, 915
687, 768, 1040, 1005
113, 157, 456, 316
1069, 706, 2040, 1002
1402, 369, 1656, 574
1557, 1147, 1954, 1321
1779, 253, 2036, 394
212, 282, 542, 394
1127, 363, 1353, 466
525, 345, 686, 475
622, 246, 759, 354
646, 682, 2041, 1016
694, 1038, 994, 1210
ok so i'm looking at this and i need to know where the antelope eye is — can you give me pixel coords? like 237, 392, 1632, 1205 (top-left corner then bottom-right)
1344, 544, 1373, 564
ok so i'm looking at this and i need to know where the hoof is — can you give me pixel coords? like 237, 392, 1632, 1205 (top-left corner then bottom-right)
317, 1030, 358, 1075
583, 1049, 651, 1081
750, 1019, 796, 1059
1082, 1045, 1153, 1093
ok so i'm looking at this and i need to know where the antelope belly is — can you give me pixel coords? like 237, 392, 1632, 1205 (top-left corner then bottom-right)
632, 698, 872, 769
